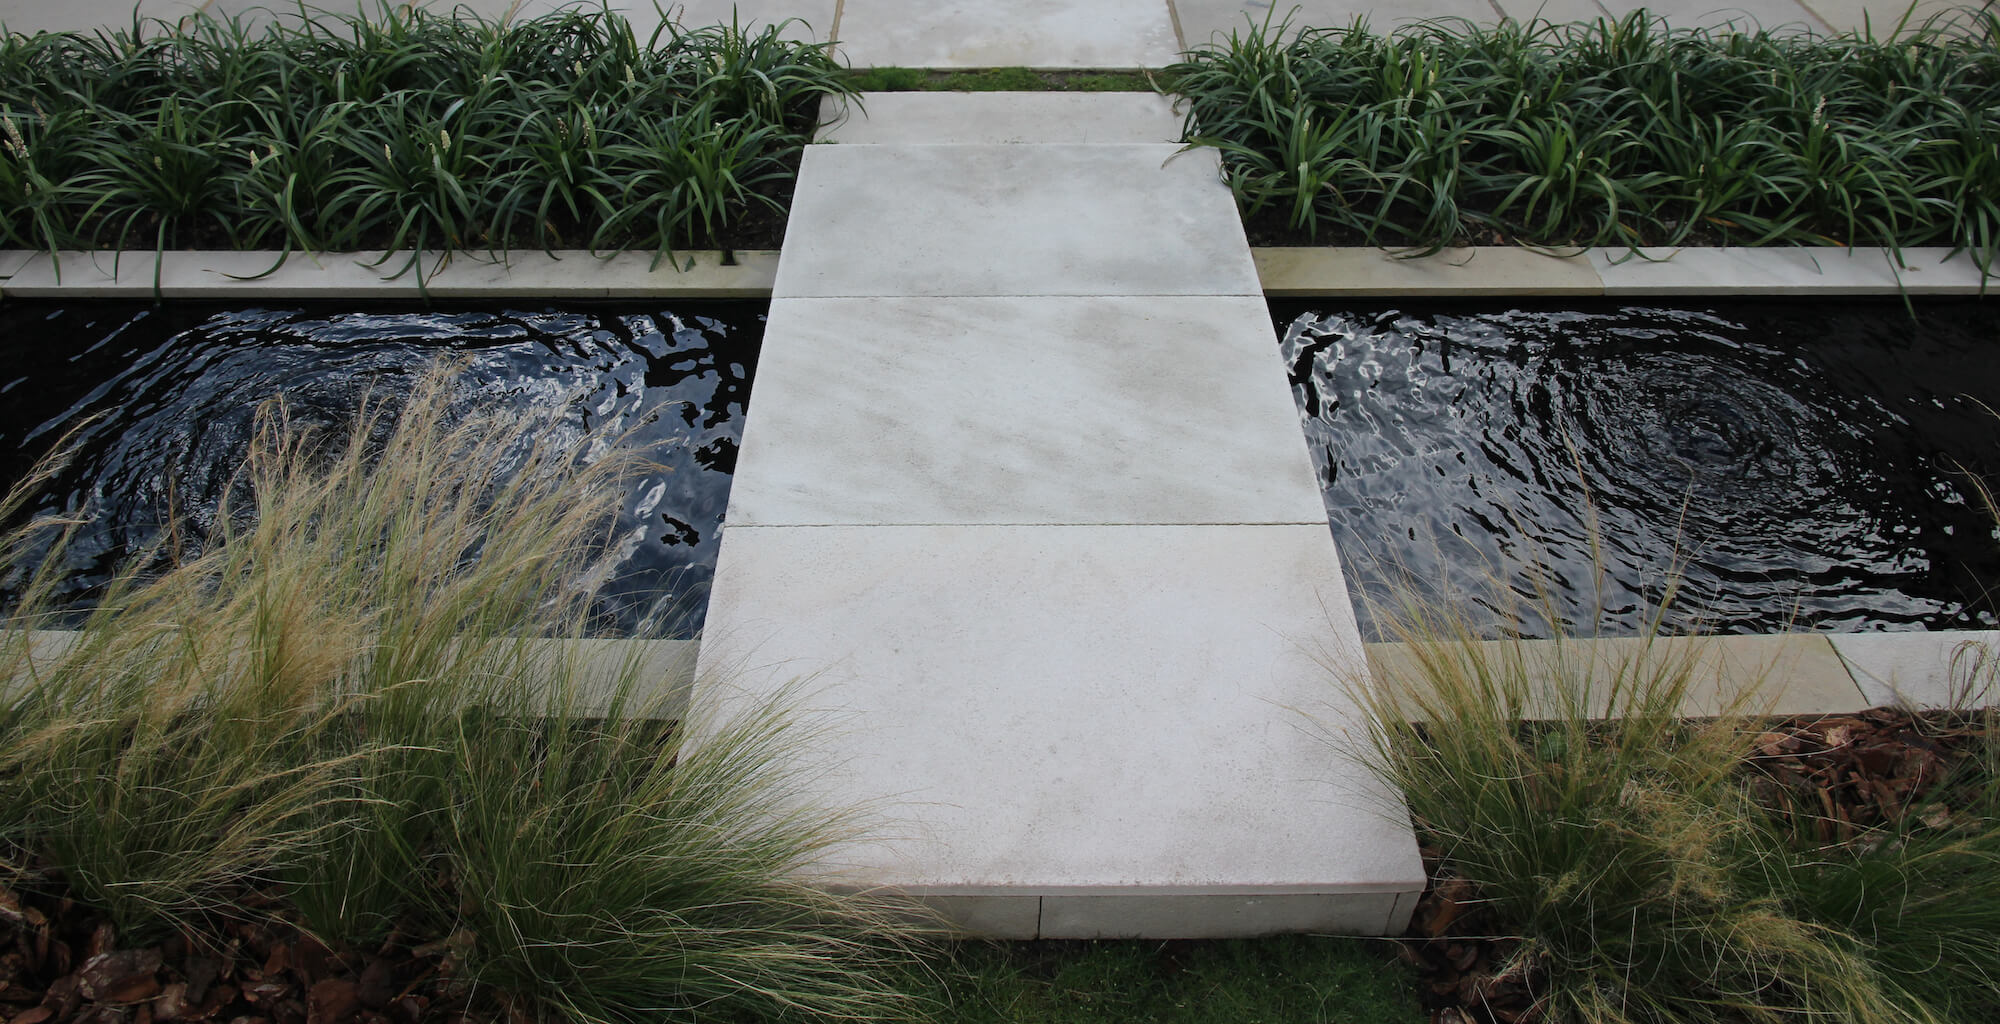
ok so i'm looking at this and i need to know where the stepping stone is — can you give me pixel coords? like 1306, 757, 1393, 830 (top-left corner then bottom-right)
700, 90, 1424, 937
816, 92, 1184, 146
696, 523, 1425, 938
726, 295, 1328, 527
834, 0, 1181, 68
775, 144, 1259, 297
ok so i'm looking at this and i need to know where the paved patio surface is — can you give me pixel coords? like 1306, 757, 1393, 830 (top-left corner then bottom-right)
4, 1, 1991, 54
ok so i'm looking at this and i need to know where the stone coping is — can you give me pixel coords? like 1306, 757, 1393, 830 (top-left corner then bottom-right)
12, 630, 698, 712
1256, 245, 1997, 296
8, 247, 1988, 299
1365, 628, 1999, 720
0, 249, 780, 299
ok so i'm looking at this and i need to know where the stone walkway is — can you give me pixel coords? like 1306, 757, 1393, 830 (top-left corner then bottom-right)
2, 0, 1988, 48
694, 92, 1422, 937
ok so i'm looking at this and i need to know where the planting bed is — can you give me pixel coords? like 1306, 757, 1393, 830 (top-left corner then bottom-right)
1276, 297, 2000, 639
0, 299, 765, 636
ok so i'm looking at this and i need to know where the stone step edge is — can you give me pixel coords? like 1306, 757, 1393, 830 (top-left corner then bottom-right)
7, 246, 1990, 298
1364, 629, 2000, 720
0, 250, 778, 298
1258, 245, 1996, 296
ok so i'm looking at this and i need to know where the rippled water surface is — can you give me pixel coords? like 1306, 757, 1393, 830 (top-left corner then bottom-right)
1276, 300, 2000, 640
0, 301, 763, 636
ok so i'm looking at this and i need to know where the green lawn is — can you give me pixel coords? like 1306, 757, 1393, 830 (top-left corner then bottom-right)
912, 936, 1423, 1024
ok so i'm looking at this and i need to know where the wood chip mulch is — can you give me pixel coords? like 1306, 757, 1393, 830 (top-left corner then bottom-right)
1396, 705, 1997, 1024
0, 883, 499, 1024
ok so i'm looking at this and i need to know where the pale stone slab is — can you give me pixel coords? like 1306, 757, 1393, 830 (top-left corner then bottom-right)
0, 0, 205, 34
913, 896, 1043, 938
1387, 889, 1420, 935
1830, 630, 2000, 709
9, 630, 696, 711
1039, 891, 1408, 939
512, 0, 836, 41
1366, 633, 1870, 719
1491, 0, 1617, 22
1591, 246, 1996, 295
1254, 246, 1604, 296
727, 296, 1327, 527
0, 250, 777, 297
1797, 0, 1983, 35
1593, 0, 1831, 30
815, 92, 1184, 145
834, 0, 1181, 69
198, 0, 519, 29
694, 524, 1424, 916
1173, 0, 1507, 47
775, 144, 1259, 297
0, 249, 31, 280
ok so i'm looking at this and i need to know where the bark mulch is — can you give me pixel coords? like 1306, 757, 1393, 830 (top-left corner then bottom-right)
1395, 705, 1997, 1024
0, 888, 491, 1024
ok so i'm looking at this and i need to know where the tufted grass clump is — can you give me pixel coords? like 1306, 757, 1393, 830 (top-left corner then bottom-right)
1171, 10, 2000, 275
1349, 586, 2000, 1023
0, 365, 922, 1022
0, 2, 851, 283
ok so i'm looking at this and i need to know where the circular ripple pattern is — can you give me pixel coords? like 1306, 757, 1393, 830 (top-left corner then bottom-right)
1278, 300, 2000, 640
0, 301, 763, 637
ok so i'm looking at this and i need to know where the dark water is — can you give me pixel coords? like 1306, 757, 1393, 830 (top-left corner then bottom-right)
0, 301, 763, 637
1276, 299, 2000, 641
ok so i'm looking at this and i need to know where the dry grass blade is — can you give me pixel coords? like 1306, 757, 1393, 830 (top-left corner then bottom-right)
0, 360, 928, 1021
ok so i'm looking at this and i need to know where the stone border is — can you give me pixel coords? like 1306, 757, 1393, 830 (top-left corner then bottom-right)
7, 244, 1991, 722
1366, 629, 2000, 717
0, 249, 780, 298
16, 631, 698, 713
7, 246, 1990, 300
1255, 245, 1996, 296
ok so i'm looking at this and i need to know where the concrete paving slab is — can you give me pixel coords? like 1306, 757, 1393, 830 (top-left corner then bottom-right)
834, 0, 1181, 68
1593, 0, 1830, 30
1366, 633, 1870, 719
1491, 0, 1616, 22
512, 0, 835, 41
1039, 891, 1409, 939
1798, 0, 1986, 35
1831, 630, 2000, 709
916, 897, 1043, 938
1590, 245, 1996, 295
10, 630, 696, 711
1255, 246, 1604, 296
694, 523, 1424, 936
776, 144, 1259, 297
196, 0, 520, 27
0, 249, 777, 297
815, 92, 1185, 145
0, 249, 31, 280
0, 0, 205, 35
726, 295, 1327, 527
1174, 0, 1505, 49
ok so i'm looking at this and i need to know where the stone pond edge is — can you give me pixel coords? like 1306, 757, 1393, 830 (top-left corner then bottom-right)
3, 246, 1994, 298
3, 245, 1992, 716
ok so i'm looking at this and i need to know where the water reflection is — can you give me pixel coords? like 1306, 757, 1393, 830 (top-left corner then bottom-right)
1277, 300, 2000, 640
0, 302, 763, 637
